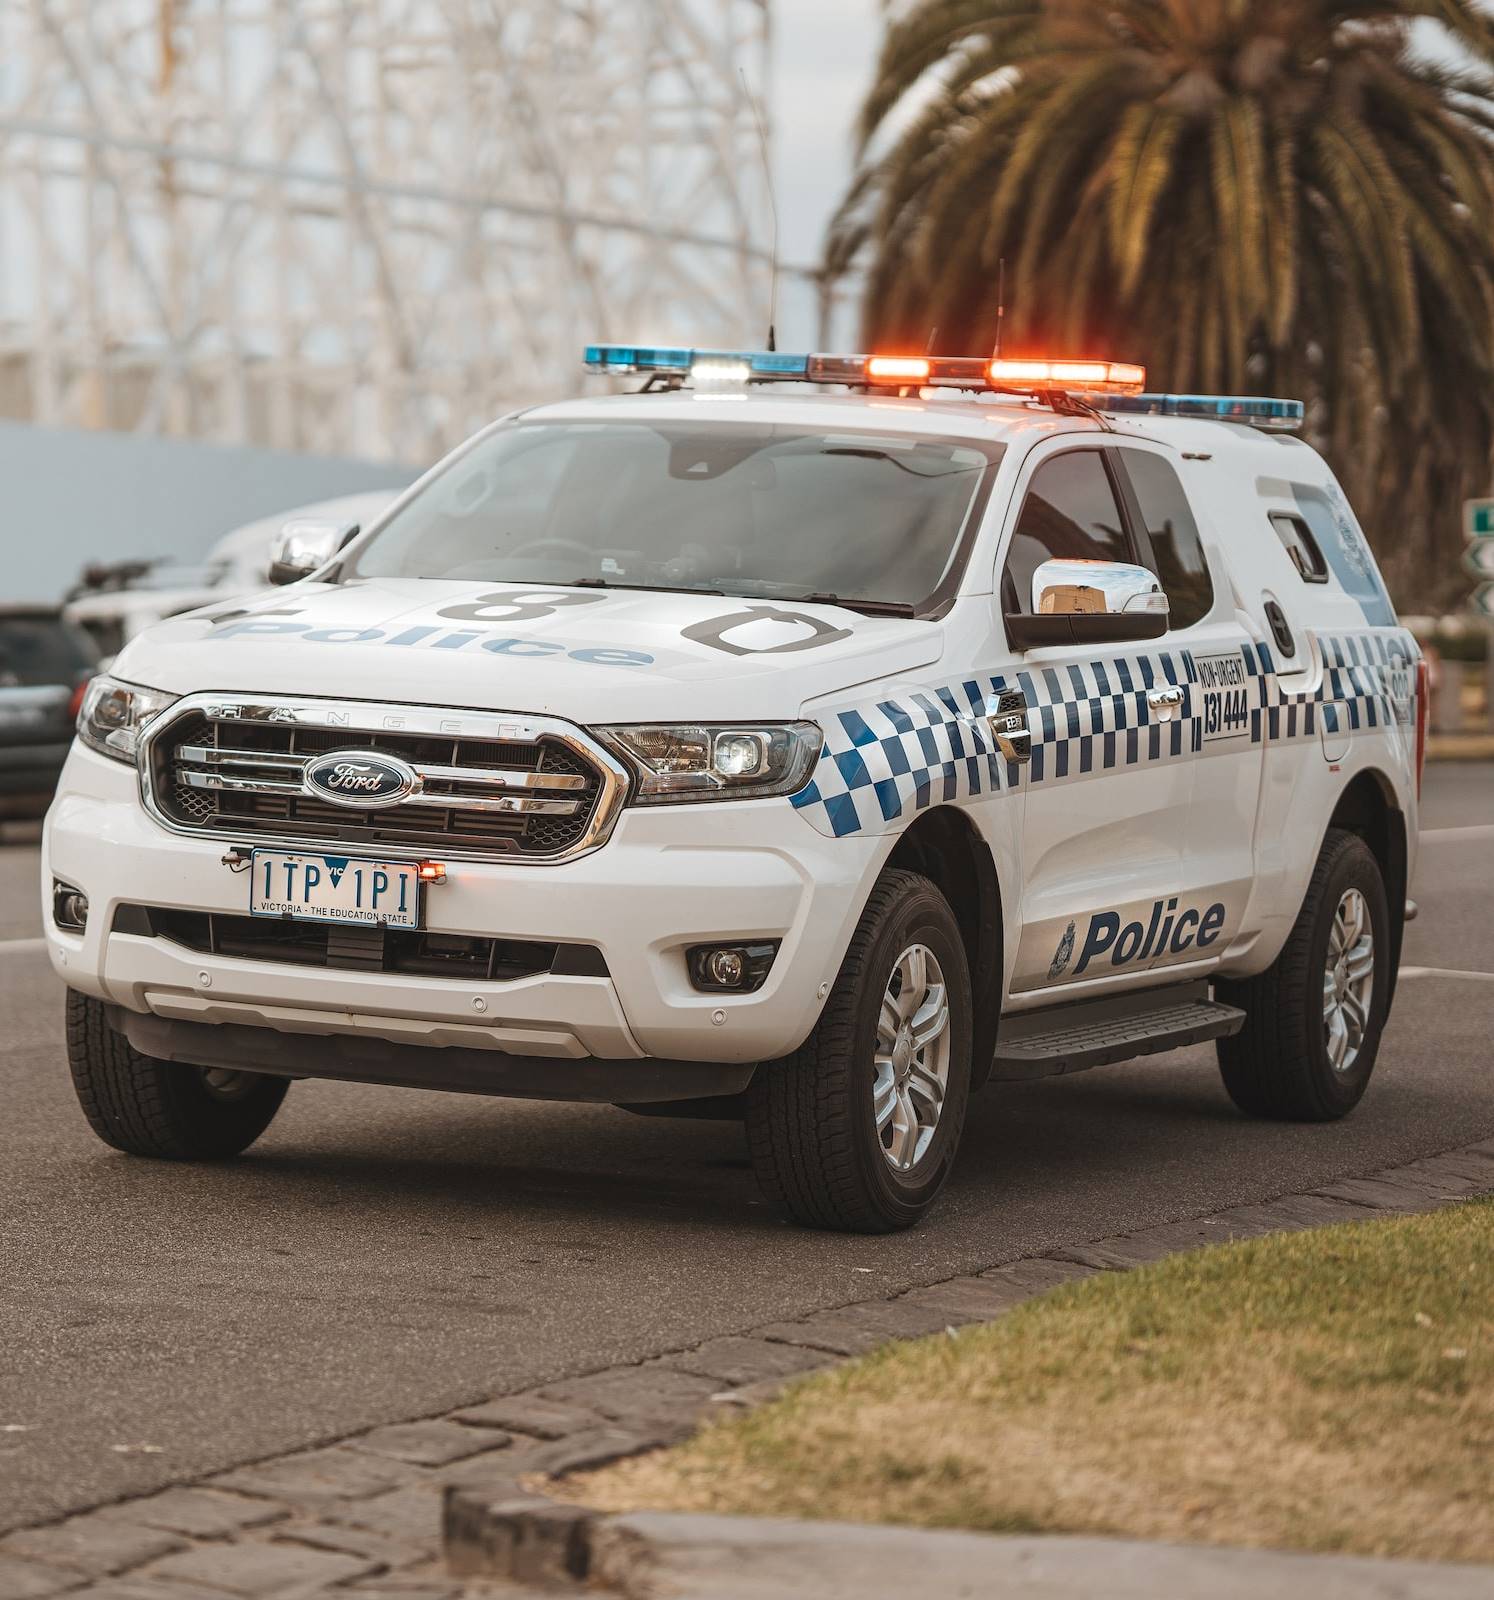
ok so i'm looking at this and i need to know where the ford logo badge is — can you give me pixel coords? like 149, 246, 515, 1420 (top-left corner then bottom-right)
303, 750, 418, 809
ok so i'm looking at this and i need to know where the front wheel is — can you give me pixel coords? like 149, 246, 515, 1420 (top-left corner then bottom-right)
745, 869, 972, 1232
66, 991, 289, 1159
1215, 828, 1391, 1121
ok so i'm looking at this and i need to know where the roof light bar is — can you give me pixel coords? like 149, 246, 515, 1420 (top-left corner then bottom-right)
579, 346, 1302, 429
583, 346, 1148, 394
1098, 393, 1305, 432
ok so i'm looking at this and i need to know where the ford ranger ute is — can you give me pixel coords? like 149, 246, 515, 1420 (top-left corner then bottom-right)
43, 348, 1424, 1232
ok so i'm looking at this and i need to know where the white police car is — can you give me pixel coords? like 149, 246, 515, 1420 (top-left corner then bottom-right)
44, 347, 1425, 1232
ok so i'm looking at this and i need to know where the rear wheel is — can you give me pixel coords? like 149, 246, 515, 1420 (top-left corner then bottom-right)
1215, 828, 1390, 1121
66, 990, 288, 1159
745, 869, 972, 1232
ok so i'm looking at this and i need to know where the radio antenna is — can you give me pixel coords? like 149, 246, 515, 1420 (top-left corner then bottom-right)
740, 68, 779, 351
993, 258, 1007, 362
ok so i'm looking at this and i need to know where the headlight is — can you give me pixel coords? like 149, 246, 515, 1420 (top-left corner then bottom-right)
77, 676, 178, 763
599, 722, 822, 803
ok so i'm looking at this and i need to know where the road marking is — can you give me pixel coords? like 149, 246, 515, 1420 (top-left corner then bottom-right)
0, 936, 47, 956
1420, 823, 1494, 844
1400, 966, 1494, 983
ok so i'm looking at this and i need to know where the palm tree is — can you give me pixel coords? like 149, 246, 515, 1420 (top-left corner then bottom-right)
829, 0, 1494, 607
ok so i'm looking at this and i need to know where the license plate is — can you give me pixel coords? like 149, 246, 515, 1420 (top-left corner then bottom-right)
249, 851, 421, 928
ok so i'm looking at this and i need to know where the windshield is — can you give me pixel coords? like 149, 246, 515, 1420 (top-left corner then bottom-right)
344, 421, 1001, 613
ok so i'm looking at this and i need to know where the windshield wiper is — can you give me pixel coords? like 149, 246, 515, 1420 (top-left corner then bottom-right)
795, 592, 918, 618
819, 446, 981, 479
566, 576, 915, 617
566, 578, 727, 596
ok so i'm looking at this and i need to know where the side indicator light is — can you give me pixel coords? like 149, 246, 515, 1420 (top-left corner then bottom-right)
417, 862, 447, 884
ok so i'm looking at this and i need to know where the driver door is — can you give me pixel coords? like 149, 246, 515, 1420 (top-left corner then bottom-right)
1001, 445, 1193, 999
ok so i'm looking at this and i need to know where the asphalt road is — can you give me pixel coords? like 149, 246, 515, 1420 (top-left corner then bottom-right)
2, 767, 1491, 1533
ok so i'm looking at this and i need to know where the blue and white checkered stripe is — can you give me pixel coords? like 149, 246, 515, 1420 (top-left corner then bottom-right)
789, 628, 1417, 841
788, 681, 1022, 840
1009, 646, 1200, 785
790, 644, 1198, 840
1246, 629, 1417, 744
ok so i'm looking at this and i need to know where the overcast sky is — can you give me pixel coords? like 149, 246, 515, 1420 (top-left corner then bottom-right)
771, 0, 883, 342
774, 1, 881, 265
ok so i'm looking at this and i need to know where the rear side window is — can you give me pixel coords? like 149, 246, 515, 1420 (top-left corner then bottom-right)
1002, 450, 1129, 614
1120, 450, 1215, 630
1269, 513, 1329, 583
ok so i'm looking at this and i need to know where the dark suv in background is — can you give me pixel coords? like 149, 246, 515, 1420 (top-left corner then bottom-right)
0, 607, 97, 820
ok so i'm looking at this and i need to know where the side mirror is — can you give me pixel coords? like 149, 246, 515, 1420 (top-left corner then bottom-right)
1005, 558, 1169, 650
267, 519, 359, 586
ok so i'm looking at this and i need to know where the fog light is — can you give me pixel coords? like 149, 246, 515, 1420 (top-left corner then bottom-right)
687, 941, 779, 993
53, 881, 88, 931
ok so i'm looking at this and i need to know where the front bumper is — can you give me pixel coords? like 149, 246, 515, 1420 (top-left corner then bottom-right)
43, 745, 880, 1079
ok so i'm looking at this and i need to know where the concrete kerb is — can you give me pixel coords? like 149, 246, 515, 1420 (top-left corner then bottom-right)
442, 1139, 1494, 1592
584, 1514, 1494, 1600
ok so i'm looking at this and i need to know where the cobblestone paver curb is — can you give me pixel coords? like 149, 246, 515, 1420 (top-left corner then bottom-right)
3, 1140, 1490, 1598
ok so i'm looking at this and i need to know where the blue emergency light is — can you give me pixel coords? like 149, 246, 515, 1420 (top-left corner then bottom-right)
583, 345, 810, 378
581, 345, 1304, 432
1097, 393, 1306, 431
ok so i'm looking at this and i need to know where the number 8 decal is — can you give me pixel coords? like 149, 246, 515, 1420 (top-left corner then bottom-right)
436, 591, 607, 624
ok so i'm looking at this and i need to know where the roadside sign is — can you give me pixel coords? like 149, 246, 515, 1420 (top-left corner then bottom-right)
1466, 542, 1494, 580
1472, 582, 1494, 619
1466, 499, 1494, 538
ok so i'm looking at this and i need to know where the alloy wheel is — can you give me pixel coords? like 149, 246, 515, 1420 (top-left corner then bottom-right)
873, 943, 952, 1172
1323, 887, 1374, 1073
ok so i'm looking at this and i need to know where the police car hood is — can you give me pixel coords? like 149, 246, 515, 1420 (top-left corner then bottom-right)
114, 578, 946, 722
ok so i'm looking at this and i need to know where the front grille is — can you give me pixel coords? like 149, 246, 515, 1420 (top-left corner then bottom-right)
147, 702, 617, 860
112, 904, 609, 981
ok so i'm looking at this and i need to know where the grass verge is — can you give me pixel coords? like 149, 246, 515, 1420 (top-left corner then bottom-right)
572, 1201, 1493, 1563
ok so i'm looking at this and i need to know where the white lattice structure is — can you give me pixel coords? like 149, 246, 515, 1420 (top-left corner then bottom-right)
0, 0, 776, 463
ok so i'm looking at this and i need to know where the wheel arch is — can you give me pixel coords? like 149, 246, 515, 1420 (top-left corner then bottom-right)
884, 807, 1003, 1089
1325, 769, 1407, 1006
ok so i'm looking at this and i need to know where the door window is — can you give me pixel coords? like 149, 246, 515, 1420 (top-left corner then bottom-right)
1120, 449, 1215, 629
1001, 451, 1129, 615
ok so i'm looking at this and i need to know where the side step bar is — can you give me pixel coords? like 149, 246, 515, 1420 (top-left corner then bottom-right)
990, 980, 1245, 1083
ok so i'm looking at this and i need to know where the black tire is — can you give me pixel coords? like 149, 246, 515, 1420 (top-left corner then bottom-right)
65, 990, 288, 1159
745, 869, 972, 1233
1215, 828, 1391, 1121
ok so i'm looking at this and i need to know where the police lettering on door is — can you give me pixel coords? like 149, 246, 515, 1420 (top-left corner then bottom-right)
1060, 898, 1228, 978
